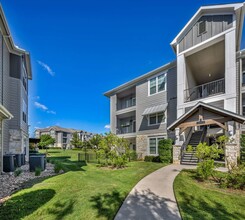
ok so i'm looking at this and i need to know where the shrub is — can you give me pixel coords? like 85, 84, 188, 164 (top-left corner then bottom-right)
128, 150, 137, 161
144, 156, 161, 162
158, 139, 173, 163
112, 155, 127, 168
14, 168, 22, 177
186, 145, 193, 152
54, 162, 63, 173
35, 167, 42, 176
222, 165, 245, 190
196, 159, 214, 180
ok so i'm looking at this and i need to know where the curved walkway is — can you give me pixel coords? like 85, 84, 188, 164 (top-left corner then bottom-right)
115, 164, 195, 220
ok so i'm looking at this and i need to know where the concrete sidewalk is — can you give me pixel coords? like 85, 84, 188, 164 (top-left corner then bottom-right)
114, 164, 195, 220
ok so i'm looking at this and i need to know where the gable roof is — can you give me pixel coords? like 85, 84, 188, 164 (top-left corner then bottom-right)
167, 101, 245, 131
170, 2, 245, 53
104, 61, 176, 97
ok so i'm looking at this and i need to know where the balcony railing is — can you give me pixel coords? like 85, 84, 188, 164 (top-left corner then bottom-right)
184, 78, 225, 102
117, 97, 136, 110
116, 125, 136, 134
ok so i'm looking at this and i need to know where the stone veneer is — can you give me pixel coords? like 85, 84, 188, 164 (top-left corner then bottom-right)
9, 129, 22, 154
136, 135, 148, 158
225, 143, 240, 168
173, 145, 181, 164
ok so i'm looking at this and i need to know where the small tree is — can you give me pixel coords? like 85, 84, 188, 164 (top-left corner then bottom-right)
89, 134, 103, 149
158, 139, 173, 163
70, 132, 83, 148
38, 134, 56, 153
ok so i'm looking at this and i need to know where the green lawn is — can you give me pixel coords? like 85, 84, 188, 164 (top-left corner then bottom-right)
0, 149, 165, 220
174, 170, 245, 220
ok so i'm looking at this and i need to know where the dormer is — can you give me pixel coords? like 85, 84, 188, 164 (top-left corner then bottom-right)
171, 3, 245, 55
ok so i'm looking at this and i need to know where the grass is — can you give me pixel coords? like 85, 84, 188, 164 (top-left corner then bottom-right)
174, 170, 245, 220
0, 149, 166, 220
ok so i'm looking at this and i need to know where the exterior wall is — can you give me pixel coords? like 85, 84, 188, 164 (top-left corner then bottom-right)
110, 94, 117, 134
179, 14, 233, 53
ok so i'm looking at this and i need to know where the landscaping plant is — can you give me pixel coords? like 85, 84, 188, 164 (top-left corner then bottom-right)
14, 168, 22, 177
35, 167, 42, 176
158, 138, 173, 163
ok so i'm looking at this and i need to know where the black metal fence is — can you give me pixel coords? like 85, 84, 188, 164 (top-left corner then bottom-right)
78, 152, 143, 163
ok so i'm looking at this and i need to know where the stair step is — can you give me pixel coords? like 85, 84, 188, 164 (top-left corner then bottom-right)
181, 161, 198, 165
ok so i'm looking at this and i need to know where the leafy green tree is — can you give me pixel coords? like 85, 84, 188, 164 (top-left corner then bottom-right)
38, 134, 56, 153
70, 132, 83, 148
89, 134, 103, 148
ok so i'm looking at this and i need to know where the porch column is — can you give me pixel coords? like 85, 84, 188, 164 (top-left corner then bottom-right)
175, 128, 184, 146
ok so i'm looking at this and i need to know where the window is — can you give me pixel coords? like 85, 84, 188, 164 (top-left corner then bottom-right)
148, 137, 165, 155
243, 105, 245, 116
148, 112, 166, 125
243, 72, 245, 86
149, 73, 166, 95
22, 100, 27, 123
198, 21, 206, 35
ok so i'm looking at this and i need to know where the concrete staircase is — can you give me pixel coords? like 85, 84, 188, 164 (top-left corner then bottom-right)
181, 130, 203, 165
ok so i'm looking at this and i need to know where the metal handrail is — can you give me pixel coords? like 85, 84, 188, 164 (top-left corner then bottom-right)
184, 78, 225, 102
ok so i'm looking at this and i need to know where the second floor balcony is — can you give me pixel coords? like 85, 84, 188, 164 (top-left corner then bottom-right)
184, 78, 225, 102
117, 96, 136, 111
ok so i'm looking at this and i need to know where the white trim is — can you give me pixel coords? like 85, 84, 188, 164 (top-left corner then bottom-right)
148, 72, 167, 96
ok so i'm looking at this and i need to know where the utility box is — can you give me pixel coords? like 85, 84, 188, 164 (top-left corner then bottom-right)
3, 154, 15, 172
29, 154, 46, 172
21, 153, 25, 165
15, 154, 22, 167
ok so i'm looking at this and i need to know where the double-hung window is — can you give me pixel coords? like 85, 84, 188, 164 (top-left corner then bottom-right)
149, 137, 165, 155
149, 112, 165, 125
149, 73, 166, 95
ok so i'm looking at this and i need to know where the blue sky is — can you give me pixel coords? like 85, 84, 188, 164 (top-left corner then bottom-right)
1, 0, 244, 135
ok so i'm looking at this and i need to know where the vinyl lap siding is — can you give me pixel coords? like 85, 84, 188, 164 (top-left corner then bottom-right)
110, 95, 117, 134
2, 36, 10, 153
136, 75, 167, 135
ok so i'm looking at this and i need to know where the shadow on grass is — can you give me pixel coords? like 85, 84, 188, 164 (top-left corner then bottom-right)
47, 199, 75, 220
0, 189, 55, 220
90, 189, 125, 220
176, 170, 245, 220
48, 156, 87, 172
90, 188, 181, 220
177, 191, 245, 219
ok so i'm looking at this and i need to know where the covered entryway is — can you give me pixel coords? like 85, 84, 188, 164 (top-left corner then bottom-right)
168, 102, 245, 166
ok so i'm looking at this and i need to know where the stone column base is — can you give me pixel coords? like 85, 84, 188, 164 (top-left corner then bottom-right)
173, 145, 181, 164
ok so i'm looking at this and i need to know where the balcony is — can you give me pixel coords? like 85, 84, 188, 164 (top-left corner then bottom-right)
184, 78, 225, 102
117, 96, 136, 111
116, 125, 136, 134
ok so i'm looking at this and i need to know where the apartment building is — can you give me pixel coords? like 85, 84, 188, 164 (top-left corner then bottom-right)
105, 2, 245, 163
0, 5, 32, 172
35, 126, 94, 149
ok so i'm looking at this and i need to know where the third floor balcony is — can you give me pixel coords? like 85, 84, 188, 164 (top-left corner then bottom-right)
184, 78, 225, 102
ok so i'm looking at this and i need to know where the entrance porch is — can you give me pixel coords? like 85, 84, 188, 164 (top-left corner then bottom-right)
168, 102, 245, 167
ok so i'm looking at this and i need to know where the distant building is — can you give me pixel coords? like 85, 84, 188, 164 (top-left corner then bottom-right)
35, 126, 95, 149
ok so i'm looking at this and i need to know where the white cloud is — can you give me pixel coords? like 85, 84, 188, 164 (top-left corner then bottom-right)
37, 60, 55, 76
47, 110, 56, 115
37, 121, 42, 124
34, 101, 56, 115
104, 124, 110, 129
34, 101, 48, 111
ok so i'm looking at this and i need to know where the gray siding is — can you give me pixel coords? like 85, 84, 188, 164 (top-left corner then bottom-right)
185, 100, 224, 113
179, 14, 233, 53
136, 69, 174, 135
2, 35, 10, 153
